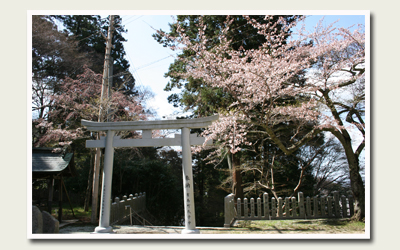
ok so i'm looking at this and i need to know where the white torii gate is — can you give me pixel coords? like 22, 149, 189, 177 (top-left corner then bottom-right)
81, 115, 219, 234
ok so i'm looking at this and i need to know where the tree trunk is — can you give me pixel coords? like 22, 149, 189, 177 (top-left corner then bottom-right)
84, 151, 94, 212
232, 153, 243, 200
198, 165, 204, 226
321, 90, 365, 221
91, 147, 101, 224
348, 155, 365, 221
334, 130, 365, 221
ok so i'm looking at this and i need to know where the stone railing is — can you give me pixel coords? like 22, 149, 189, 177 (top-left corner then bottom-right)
224, 191, 354, 227
110, 192, 146, 225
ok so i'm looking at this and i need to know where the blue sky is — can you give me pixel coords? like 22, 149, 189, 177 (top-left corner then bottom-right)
119, 15, 180, 119
118, 13, 367, 119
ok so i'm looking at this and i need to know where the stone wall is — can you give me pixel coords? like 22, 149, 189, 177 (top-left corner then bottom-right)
110, 192, 146, 225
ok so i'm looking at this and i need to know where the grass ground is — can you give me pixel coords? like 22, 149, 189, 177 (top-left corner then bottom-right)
56, 205, 365, 234
220, 219, 366, 234
51, 204, 93, 223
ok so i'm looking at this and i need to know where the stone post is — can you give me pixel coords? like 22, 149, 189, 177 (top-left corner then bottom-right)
250, 198, 255, 218
94, 130, 115, 234
181, 127, 199, 234
224, 194, 235, 227
257, 197, 262, 219
271, 197, 277, 219
263, 193, 269, 219
237, 198, 242, 219
244, 198, 248, 219
313, 196, 319, 218
134, 193, 138, 212
129, 194, 134, 213
320, 196, 326, 217
306, 196, 311, 218
285, 197, 290, 218
278, 197, 283, 218
298, 192, 305, 218
291, 197, 297, 218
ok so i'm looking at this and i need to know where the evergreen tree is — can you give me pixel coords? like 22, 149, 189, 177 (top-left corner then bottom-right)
52, 15, 137, 95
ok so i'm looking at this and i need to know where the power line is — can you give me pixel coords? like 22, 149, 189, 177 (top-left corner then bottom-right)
125, 49, 145, 93
122, 15, 144, 26
120, 15, 134, 21
135, 55, 175, 71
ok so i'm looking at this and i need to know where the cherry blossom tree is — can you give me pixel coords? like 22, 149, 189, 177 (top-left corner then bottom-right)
34, 66, 149, 147
160, 16, 366, 221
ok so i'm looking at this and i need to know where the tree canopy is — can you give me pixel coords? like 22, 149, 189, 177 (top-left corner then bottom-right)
157, 15, 366, 221
154, 15, 323, 201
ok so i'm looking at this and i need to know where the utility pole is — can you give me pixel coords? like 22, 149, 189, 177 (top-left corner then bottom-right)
100, 14, 114, 120
91, 15, 114, 224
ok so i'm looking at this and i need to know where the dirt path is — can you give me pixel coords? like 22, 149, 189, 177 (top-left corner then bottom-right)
59, 224, 365, 235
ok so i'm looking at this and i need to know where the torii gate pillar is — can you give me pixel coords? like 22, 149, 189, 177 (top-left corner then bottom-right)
181, 127, 198, 233
82, 115, 218, 234
94, 130, 115, 233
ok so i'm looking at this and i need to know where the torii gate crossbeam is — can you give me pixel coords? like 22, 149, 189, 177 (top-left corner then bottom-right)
81, 115, 218, 234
